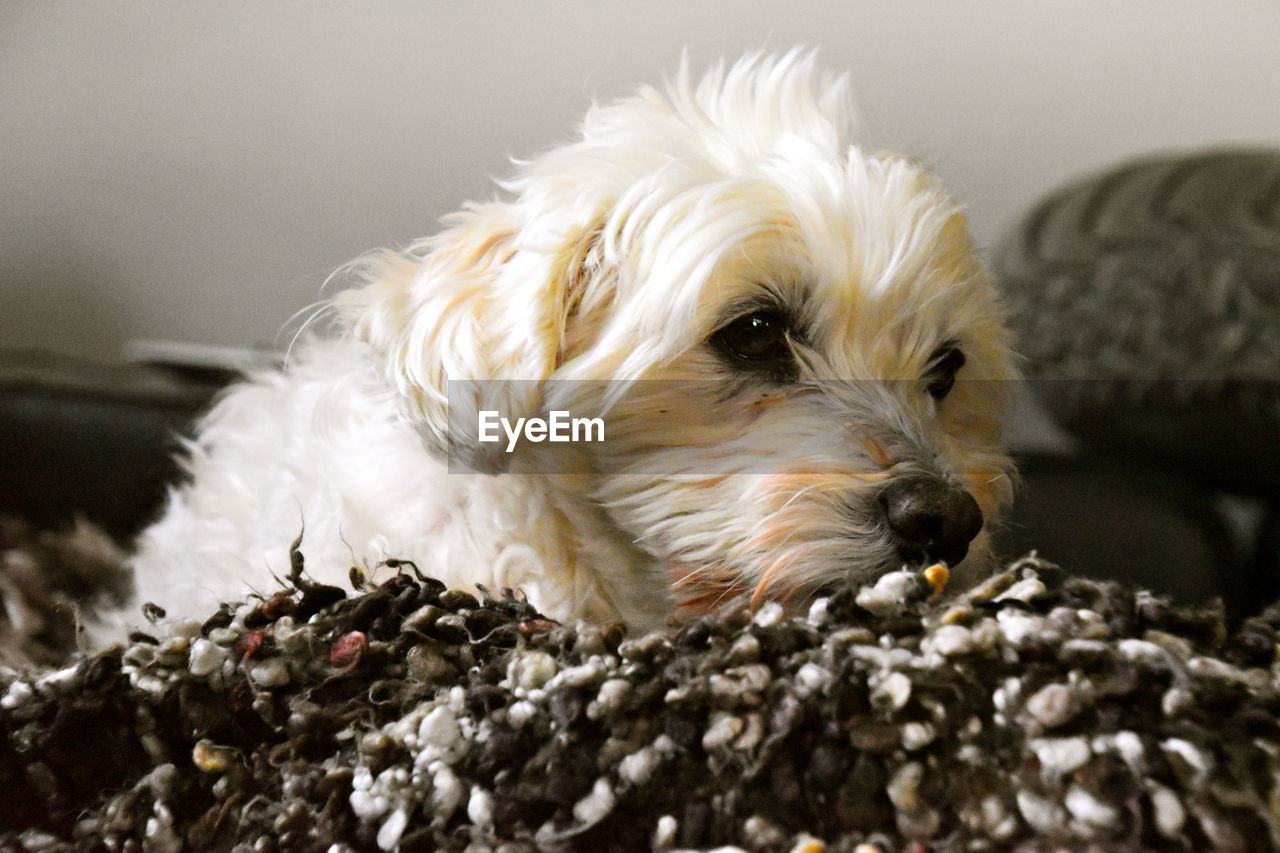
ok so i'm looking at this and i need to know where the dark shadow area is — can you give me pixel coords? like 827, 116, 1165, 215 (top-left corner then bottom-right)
0, 350, 222, 541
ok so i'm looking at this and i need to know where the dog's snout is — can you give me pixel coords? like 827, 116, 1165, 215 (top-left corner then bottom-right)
879, 476, 983, 566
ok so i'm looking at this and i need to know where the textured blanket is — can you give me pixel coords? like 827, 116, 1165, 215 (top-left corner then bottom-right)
2, 539, 1279, 852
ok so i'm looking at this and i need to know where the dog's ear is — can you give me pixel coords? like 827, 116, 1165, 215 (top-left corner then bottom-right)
338, 203, 602, 472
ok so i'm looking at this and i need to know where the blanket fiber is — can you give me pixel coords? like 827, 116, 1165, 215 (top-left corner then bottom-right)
2, 536, 1279, 852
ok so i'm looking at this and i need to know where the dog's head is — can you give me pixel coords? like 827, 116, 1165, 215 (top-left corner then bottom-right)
338, 50, 1014, 612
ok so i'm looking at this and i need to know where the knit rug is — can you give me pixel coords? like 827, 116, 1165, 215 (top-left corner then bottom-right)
2, 531, 1278, 852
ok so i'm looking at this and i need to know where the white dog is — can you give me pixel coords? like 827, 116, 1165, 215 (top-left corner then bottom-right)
107, 51, 1013, 639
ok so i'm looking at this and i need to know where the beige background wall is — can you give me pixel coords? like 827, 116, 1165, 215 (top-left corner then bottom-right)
3, 1, 1278, 362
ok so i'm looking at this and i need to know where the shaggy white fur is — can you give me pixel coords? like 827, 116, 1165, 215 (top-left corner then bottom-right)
102, 50, 1013, 641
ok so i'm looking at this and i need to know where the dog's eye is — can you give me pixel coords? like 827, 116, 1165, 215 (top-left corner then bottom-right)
924, 344, 965, 401
713, 310, 791, 364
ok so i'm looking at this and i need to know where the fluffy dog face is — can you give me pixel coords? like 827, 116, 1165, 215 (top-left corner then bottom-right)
339, 50, 1014, 614
581, 170, 1013, 611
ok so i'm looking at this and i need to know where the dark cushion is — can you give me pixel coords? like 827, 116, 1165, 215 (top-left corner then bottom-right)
994, 148, 1280, 496
0, 351, 220, 540
997, 453, 1243, 608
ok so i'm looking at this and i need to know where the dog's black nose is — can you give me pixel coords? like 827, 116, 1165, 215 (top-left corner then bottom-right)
879, 476, 983, 566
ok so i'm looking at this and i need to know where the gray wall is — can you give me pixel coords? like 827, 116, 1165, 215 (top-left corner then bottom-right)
3, 1, 1279, 362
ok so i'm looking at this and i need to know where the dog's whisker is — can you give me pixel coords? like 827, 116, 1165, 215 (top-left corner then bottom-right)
281, 300, 336, 366
845, 422, 896, 468
740, 525, 796, 554
670, 559, 726, 588
279, 298, 330, 334
672, 567, 710, 588
769, 476, 847, 514
779, 582, 805, 605
750, 550, 799, 609
679, 581, 746, 612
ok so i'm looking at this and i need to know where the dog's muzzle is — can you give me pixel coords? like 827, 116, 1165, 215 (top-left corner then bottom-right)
878, 475, 983, 567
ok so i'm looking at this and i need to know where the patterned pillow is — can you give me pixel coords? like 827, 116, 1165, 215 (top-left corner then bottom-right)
994, 149, 1280, 494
